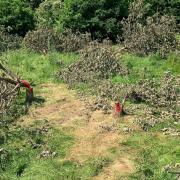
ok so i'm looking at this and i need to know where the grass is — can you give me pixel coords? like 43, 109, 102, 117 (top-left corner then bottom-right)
111, 53, 180, 85
0, 49, 79, 84
1, 119, 111, 180
0, 49, 112, 180
0, 121, 74, 180
1, 48, 179, 179
121, 131, 180, 180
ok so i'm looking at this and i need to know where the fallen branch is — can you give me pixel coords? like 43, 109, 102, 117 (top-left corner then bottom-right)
0, 62, 19, 80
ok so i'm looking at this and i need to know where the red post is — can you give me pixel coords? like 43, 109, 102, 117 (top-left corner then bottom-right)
115, 102, 122, 116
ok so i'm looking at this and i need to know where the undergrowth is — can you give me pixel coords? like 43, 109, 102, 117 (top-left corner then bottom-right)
0, 48, 179, 179
121, 131, 180, 180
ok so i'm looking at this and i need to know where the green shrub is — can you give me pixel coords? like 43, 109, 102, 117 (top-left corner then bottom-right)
63, 0, 131, 41
146, 0, 180, 23
35, 0, 64, 28
0, 26, 22, 52
35, 0, 131, 42
0, 0, 35, 36
26, 0, 44, 9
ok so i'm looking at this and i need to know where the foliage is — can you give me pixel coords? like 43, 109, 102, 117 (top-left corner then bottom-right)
23, 28, 91, 53
146, 0, 180, 22
0, 0, 35, 36
26, 0, 45, 9
59, 42, 128, 87
35, 0, 64, 28
0, 26, 22, 52
45, 0, 131, 41
122, 0, 177, 58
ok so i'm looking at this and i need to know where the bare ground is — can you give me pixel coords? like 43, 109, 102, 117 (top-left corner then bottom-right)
19, 83, 135, 180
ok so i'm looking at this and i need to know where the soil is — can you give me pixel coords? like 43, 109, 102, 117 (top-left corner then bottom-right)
19, 83, 135, 180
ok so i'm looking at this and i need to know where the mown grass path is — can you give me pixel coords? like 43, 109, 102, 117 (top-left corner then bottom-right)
19, 83, 135, 180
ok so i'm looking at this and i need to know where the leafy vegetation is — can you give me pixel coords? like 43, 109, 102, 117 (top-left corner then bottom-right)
122, 0, 177, 58
0, 0, 35, 36
121, 131, 180, 179
146, 0, 180, 22
0, 0, 179, 179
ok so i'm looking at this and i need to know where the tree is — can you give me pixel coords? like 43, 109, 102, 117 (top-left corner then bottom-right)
145, 0, 180, 22
26, 0, 45, 9
35, 0, 132, 42
59, 0, 131, 41
35, 0, 64, 28
0, 0, 35, 36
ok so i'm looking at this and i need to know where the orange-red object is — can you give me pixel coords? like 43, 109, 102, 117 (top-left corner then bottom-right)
115, 102, 122, 115
20, 80, 33, 93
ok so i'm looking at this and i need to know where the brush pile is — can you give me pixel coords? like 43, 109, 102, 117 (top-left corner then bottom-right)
0, 63, 19, 115
92, 80, 130, 101
130, 72, 180, 109
128, 73, 180, 131
23, 28, 91, 54
59, 42, 128, 87
0, 26, 22, 53
122, 0, 177, 58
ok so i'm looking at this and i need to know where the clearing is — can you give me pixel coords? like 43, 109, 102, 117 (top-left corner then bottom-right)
19, 83, 135, 180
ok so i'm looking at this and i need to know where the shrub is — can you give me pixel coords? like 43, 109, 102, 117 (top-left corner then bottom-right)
122, 0, 177, 58
35, 0, 64, 28
22, 28, 54, 54
23, 28, 91, 53
36, 0, 130, 42
26, 0, 44, 9
145, 0, 180, 23
69, 0, 131, 41
0, 0, 35, 36
0, 26, 22, 52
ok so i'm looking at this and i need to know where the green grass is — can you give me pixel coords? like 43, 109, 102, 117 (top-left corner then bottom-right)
1, 48, 179, 179
0, 49, 79, 84
121, 132, 180, 180
0, 49, 113, 180
111, 53, 180, 85
1, 120, 112, 180
0, 121, 75, 180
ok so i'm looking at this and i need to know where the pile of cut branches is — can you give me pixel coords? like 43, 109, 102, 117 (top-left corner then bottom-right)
122, 0, 177, 58
0, 63, 19, 115
59, 42, 128, 87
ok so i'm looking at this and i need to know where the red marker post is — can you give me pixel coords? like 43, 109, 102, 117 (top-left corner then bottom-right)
115, 102, 122, 117
20, 80, 34, 107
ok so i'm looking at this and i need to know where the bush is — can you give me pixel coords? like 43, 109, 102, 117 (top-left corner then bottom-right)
26, 0, 45, 9
23, 28, 91, 53
64, 0, 131, 41
145, 0, 180, 23
22, 28, 54, 54
35, 0, 64, 28
35, 0, 130, 42
122, 0, 177, 58
0, 26, 22, 52
0, 0, 35, 36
